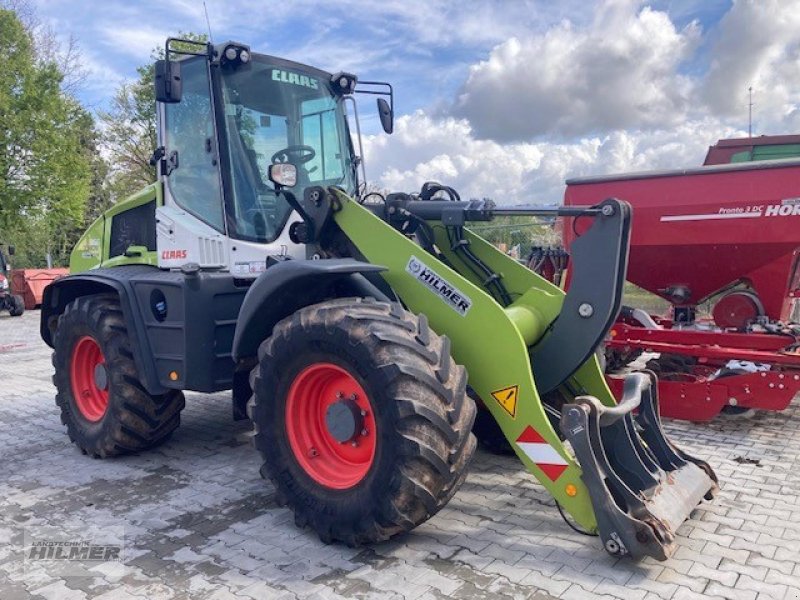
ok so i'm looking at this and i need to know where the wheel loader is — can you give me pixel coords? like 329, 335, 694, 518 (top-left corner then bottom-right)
40, 38, 717, 561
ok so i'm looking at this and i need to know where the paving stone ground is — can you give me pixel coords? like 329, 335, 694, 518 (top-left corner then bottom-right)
1, 309, 800, 600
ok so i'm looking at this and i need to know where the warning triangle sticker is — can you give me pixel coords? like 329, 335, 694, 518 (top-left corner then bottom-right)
491, 385, 518, 418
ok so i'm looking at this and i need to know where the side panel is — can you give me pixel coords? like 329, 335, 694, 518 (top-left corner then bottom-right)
41, 266, 248, 394
69, 183, 162, 273
69, 217, 105, 272
126, 270, 248, 392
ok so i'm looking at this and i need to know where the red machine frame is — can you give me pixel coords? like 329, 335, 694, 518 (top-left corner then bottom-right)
605, 322, 800, 421
552, 141, 800, 421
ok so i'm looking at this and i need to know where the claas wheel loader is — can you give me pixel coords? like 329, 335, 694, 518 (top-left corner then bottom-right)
39, 38, 717, 560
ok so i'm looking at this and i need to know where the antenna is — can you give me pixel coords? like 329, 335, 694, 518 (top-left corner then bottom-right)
748, 86, 754, 137
203, 1, 214, 43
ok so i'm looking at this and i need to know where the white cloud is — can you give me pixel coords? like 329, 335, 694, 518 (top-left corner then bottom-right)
99, 25, 171, 58
701, 0, 800, 130
28, 0, 800, 207
452, 0, 700, 140
363, 110, 740, 204
358, 0, 800, 204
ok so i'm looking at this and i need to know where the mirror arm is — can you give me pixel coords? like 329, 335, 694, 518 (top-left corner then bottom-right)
354, 81, 394, 135
355, 80, 394, 116
343, 96, 367, 194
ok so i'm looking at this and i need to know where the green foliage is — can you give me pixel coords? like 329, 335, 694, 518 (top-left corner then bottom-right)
99, 32, 208, 203
468, 205, 560, 259
0, 8, 93, 267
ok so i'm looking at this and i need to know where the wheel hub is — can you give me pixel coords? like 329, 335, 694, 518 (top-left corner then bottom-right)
94, 363, 108, 391
70, 336, 109, 422
325, 397, 364, 443
284, 362, 377, 489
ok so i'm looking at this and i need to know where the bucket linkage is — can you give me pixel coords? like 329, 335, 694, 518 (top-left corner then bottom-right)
560, 371, 719, 560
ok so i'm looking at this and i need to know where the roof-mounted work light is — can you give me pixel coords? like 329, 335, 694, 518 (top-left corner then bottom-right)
220, 42, 251, 67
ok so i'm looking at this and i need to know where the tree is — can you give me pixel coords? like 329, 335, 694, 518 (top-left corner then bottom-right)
100, 33, 208, 202
0, 8, 93, 267
464, 199, 560, 258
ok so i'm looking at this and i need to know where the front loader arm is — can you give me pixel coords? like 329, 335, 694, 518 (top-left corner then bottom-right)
319, 188, 716, 560
329, 191, 625, 532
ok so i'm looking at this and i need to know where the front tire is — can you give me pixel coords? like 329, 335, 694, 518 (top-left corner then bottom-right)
9, 295, 24, 316
249, 298, 476, 545
53, 295, 185, 457
471, 391, 514, 455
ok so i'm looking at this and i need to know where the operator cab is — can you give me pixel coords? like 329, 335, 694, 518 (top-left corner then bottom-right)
153, 39, 392, 276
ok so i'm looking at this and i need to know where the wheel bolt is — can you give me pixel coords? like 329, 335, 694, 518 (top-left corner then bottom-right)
351, 440, 358, 447
361, 428, 369, 436
360, 409, 368, 417
336, 391, 344, 399
308, 447, 318, 457
349, 393, 357, 401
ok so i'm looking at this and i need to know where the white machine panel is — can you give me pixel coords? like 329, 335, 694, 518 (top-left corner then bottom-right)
156, 205, 307, 276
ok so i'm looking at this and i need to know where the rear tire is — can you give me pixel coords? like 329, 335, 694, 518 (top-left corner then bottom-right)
52, 294, 185, 458
249, 298, 476, 545
9, 295, 24, 316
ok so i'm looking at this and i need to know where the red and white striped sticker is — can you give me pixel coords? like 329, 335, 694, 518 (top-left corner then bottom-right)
515, 426, 569, 481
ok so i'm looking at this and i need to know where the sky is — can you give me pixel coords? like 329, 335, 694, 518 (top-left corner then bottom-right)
29, 0, 800, 203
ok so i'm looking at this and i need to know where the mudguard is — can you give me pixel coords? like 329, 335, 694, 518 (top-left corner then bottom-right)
42, 266, 252, 394
231, 258, 389, 362
40, 266, 170, 395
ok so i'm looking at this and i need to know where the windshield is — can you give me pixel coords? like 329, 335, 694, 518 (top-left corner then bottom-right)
219, 59, 356, 242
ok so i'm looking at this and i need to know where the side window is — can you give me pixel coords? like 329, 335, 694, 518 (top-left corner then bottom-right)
164, 58, 225, 231
109, 201, 157, 258
301, 98, 344, 182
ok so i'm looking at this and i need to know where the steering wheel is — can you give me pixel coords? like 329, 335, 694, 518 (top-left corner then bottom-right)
271, 145, 316, 165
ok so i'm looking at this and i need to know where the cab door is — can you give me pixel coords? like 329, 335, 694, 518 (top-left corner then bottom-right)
156, 56, 228, 269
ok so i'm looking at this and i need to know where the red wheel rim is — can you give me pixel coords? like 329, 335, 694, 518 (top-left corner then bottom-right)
285, 363, 377, 489
70, 336, 109, 422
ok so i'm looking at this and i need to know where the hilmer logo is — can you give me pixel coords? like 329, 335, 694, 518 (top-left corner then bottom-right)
406, 256, 472, 316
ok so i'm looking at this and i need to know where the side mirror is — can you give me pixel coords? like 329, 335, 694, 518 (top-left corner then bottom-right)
7, 246, 14, 256
269, 163, 297, 188
377, 98, 393, 134
154, 59, 182, 103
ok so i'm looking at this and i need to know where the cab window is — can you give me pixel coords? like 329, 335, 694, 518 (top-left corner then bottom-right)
164, 57, 225, 232
301, 97, 345, 182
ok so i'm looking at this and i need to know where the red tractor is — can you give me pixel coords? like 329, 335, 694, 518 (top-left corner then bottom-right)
535, 135, 800, 421
0, 245, 24, 317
